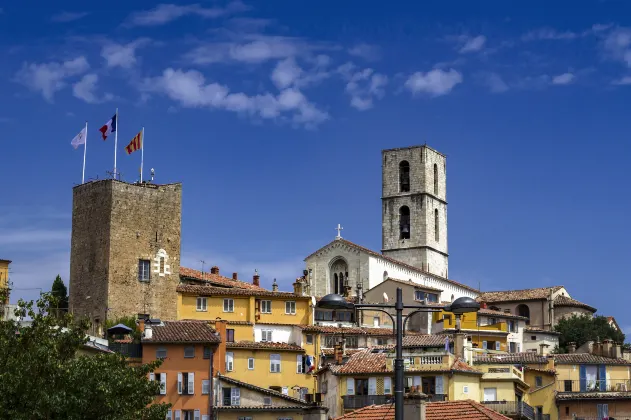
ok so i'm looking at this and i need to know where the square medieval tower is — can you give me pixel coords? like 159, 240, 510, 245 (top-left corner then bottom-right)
69, 179, 181, 330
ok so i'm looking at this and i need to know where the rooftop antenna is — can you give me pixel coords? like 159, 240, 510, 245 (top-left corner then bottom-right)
200, 260, 206, 279
150, 168, 155, 182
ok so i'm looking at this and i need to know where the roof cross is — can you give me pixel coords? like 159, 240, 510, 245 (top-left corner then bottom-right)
335, 224, 343, 240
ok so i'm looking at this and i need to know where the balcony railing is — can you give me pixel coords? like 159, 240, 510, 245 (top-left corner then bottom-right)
343, 394, 447, 410
109, 342, 142, 358
557, 379, 631, 393
482, 401, 535, 420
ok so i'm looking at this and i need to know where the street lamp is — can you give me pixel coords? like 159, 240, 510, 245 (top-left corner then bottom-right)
317, 288, 480, 420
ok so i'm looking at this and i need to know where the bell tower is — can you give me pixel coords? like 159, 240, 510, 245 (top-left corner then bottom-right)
381, 145, 448, 278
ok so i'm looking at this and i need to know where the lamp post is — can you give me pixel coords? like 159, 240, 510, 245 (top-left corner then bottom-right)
317, 287, 480, 420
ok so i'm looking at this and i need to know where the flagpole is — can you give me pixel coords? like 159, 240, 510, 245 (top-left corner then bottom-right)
82, 121, 88, 184
140, 127, 145, 183
114, 108, 118, 179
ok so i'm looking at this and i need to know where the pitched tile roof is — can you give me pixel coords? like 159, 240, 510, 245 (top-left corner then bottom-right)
366, 277, 443, 293
478, 308, 529, 320
328, 349, 389, 374
473, 352, 549, 365
179, 267, 263, 290
334, 400, 511, 420
216, 374, 310, 405
552, 353, 631, 365
226, 341, 305, 352
477, 286, 563, 303
176, 284, 310, 299
556, 392, 631, 401
142, 321, 220, 344
403, 334, 452, 348
305, 238, 479, 293
553, 295, 596, 312
203, 320, 253, 326
451, 358, 483, 374
524, 327, 560, 335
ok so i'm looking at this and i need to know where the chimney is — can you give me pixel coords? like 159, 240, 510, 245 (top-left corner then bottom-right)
594, 338, 602, 356
568, 342, 576, 354
293, 279, 304, 296
404, 389, 428, 420
334, 343, 343, 365
253, 269, 260, 287
603, 339, 613, 358
232, 272, 238, 280
210, 266, 219, 275
144, 324, 153, 339
480, 302, 487, 309
272, 278, 278, 292
454, 333, 466, 359
213, 320, 228, 375
615, 344, 623, 359
138, 318, 146, 333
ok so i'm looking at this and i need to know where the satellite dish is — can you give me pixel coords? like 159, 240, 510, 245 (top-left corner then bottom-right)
311, 296, 316, 307
383, 292, 389, 303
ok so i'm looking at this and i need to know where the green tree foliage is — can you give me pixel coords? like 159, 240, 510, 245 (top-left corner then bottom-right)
0, 293, 169, 419
554, 314, 626, 353
50, 274, 69, 319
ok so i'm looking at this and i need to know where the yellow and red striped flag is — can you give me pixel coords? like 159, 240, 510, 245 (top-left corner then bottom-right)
125, 130, 142, 155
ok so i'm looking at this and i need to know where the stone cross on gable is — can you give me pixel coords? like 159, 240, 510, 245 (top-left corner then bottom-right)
335, 224, 343, 240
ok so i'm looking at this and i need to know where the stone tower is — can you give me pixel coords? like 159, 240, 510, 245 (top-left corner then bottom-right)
381, 145, 448, 278
69, 179, 181, 333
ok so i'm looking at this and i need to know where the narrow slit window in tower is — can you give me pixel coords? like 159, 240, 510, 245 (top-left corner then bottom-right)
433, 164, 438, 195
400, 206, 410, 239
434, 209, 439, 242
399, 161, 410, 192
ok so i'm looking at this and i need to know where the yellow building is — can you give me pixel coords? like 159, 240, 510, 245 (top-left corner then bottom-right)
0, 259, 10, 304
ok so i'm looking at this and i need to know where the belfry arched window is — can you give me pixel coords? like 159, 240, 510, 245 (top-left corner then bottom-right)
400, 206, 410, 240
400, 161, 410, 192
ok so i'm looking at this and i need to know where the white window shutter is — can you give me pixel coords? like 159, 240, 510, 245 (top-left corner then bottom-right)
384, 377, 392, 394
202, 379, 210, 394
174, 410, 181, 420
149, 373, 155, 381
177, 373, 183, 394
482, 341, 488, 350
160, 373, 167, 395
435, 376, 444, 394
346, 378, 355, 395
194, 410, 200, 420
202, 416, 209, 420
495, 342, 501, 351
166, 409, 172, 420
188, 372, 194, 395
231, 388, 240, 406
368, 377, 377, 395
297, 354, 303, 373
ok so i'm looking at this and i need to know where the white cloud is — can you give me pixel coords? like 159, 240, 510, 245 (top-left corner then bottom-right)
51, 11, 89, 22
552, 72, 575, 85
72, 74, 114, 104
459, 35, 486, 53
14, 56, 89, 102
522, 28, 578, 41
481, 72, 509, 93
348, 43, 381, 61
405, 69, 463, 97
142, 68, 328, 128
126, 1, 248, 26
612, 76, 631, 85
271, 57, 303, 89
603, 27, 631, 68
101, 39, 150, 69
341, 67, 388, 111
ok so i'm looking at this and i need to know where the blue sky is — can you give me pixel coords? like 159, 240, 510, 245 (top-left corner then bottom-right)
1, 1, 631, 332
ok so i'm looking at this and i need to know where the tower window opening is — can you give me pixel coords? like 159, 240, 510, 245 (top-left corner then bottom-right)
400, 206, 410, 240
399, 161, 410, 192
434, 209, 439, 242
433, 164, 438, 195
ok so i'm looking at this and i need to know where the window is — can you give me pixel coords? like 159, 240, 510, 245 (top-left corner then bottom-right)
278, 417, 293, 420
399, 206, 410, 240
531, 336, 537, 340
324, 335, 337, 348
138, 259, 150, 282
535, 376, 543, 387
150, 372, 167, 395
261, 329, 273, 342
399, 161, 410, 192
263, 396, 272, 405
597, 404, 609, 420
226, 329, 235, 343
564, 380, 572, 392
346, 336, 359, 349
159, 257, 165, 274
483, 387, 497, 402
238, 417, 252, 420
375, 338, 387, 346
248, 357, 254, 370
509, 342, 518, 353
223, 387, 240, 406
495, 342, 501, 351
315, 310, 333, 321
226, 352, 234, 372
270, 354, 281, 373
184, 346, 195, 358
463, 385, 469, 394
202, 379, 210, 395
426, 293, 438, 303
433, 163, 438, 195
434, 209, 439, 242
203, 346, 212, 359
156, 347, 167, 359
297, 354, 305, 373
261, 300, 272, 313
177, 372, 194, 395
337, 311, 352, 322
181, 410, 196, 420
306, 334, 313, 345
517, 304, 530, 324
223, 299, 234, 312
384, 377, 392, 395
373, 316, 380, 327
565, 407, 570, 416
196, 297, 207, 312
285, 301, 296, 314
508, 320, 516, 332
482, 341, 488, 350
222, 387, 231, 406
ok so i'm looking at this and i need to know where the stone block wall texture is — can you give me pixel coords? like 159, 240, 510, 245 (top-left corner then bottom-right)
381, 145, 449, 278
69, 180, 181, 325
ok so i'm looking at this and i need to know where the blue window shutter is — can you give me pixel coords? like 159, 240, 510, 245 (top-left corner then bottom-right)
579, 365, 587, 392
599, 365, 607, 391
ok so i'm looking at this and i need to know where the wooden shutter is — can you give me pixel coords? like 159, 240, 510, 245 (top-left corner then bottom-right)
495, 342, 501, 351
384, 377, 392, 394
346, 378, 355, 395
174, 410, 181, 420
177, 373, 183, 394
231, 388, 240, 406
194, 410, 200, 420
188, 372, 194, 394
149, 373, 155, 381
482, 341, 488, 349
296, 354, 303, 373
435, 376, 444, 394
226, 352, 234, 371
160, 373, 167, 395
368, 377, 377, 395
166, 409, 172, 420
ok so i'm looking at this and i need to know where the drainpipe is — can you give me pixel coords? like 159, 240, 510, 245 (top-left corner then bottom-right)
209, 350, 214, 420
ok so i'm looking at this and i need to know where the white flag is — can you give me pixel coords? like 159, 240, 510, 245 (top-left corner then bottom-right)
71, 127, 87, 149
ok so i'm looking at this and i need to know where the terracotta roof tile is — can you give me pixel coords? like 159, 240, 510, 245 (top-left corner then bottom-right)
179, 267, 263, 290
477, 287, 563, 303
366, 277, 443, 293
524, 327, 560, 335
176, 284, 310, 299
142, 321, 220, 344
305, 239, 479, 293
403, 334, 452, 348
226, 341, 304, 352
552, 353, 631, 365
524, 366, 556, 375
451, 358, 483, 374
328, 349, 389, 374
553, 295, 596, 312
478, 308, 529, 320
216, 374, 309, 405
473, 352, 548, 365
334, 400, 511, 420
556, 392, 631, 400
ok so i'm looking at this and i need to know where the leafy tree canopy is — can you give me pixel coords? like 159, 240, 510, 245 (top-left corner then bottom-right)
554, 314, 626, 353
0, 293, 169, 420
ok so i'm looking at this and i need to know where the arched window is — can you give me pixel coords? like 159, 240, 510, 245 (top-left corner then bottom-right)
433, 163, 438, 195
434, 209, 439, 242
339, 272, 345, 293
516, 304, 530, 324
400, 206, 410, 239
399, 161, 410, 192
334, 273, 339, 294
451, 294, 455, 302
383, 271, 388, 281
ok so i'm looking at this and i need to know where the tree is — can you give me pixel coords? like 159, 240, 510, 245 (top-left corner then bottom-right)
554, 314, 626, 353
0, 293, 169, 419
50, 274, 69, 318
105, 315, 142, 342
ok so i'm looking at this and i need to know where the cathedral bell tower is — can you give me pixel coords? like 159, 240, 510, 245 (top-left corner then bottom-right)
381, 145, 448, 278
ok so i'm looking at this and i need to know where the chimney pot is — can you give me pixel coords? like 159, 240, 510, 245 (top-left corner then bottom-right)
272, 278, 278, 292
480, 302, 487, 309
232, 272, 238, 280
144, 325, 153, 339
210, 266, 219, 275
568, 342, 577, 354
253, 269, 260, 287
